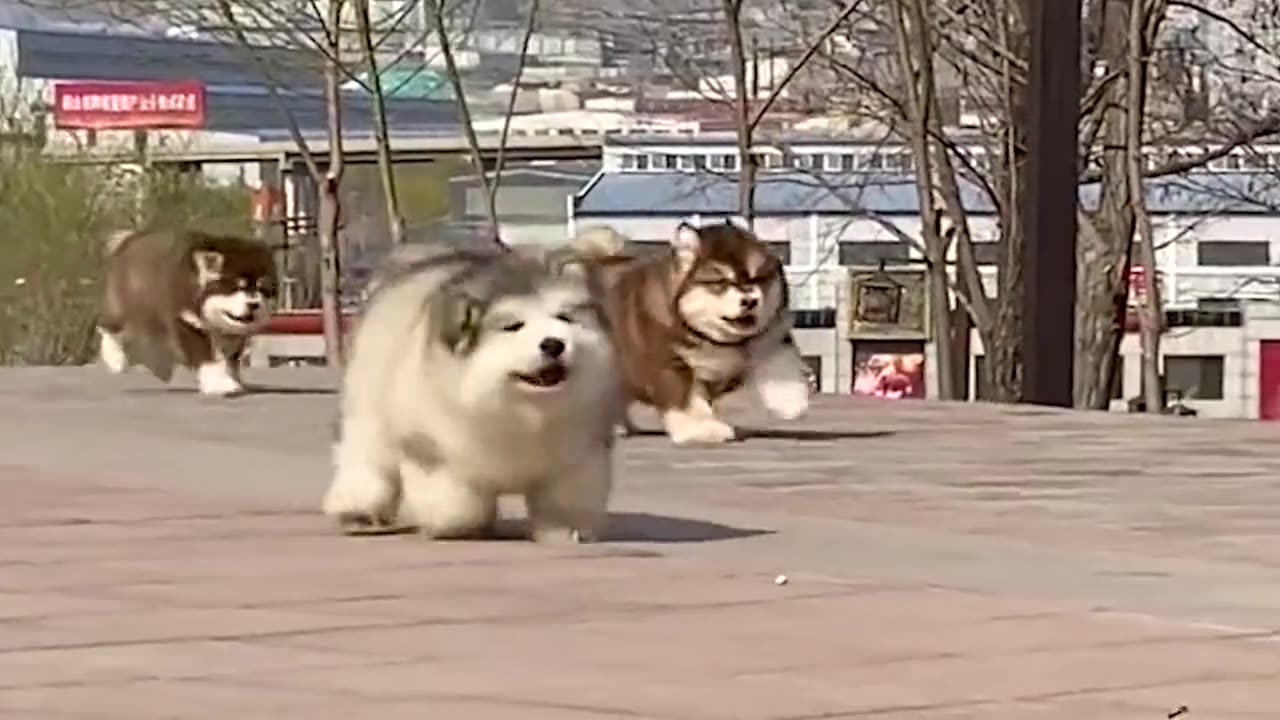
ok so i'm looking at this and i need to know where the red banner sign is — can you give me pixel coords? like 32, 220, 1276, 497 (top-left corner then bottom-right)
53, 81, 207, 130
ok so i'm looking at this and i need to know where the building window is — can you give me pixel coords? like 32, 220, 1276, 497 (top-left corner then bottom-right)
838, 241, 910, 266
1196, 240, 1270, 266
652, 154, 677, 170
709, 153, 737, 171
766, 241, 792, 264
635, 153, 650, 170
971, 241, 1001, 265
823, 153, 843, 171
801, 355, 822, 393
1164, 354, 1224, 400
840, 154, 856, 171
678, 154, 696, 171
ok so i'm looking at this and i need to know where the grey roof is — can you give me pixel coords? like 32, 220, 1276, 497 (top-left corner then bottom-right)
205, 86, 457, 135
17, 28, 322, 87
574, 171, 1280, 216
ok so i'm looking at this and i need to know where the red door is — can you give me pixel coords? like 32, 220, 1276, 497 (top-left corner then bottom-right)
1259, 341, 1280, 419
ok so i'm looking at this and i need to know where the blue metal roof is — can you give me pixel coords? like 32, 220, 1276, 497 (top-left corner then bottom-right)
574, 171, 1280, 216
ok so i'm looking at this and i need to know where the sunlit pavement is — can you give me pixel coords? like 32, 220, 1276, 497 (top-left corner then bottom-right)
1, 366, 1279, 718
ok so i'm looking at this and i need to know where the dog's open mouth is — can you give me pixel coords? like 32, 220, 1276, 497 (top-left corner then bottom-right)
513, 363, 569, 389
223, 310, 257, 325
724, 314, 758, 330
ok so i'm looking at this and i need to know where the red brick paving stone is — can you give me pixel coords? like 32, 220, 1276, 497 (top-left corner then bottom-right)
863, 699, 1167, 719
824, 609, 1243, 661
0, 678, 337, 718
0, 560, 184, 593
0, 640, 378, 689
1078, 675, 1280, 717
13, 606, 403, 651
311, 698, 672, 720
0, 591, 148, 621
237, 657, 609, 702
720, 641, 1280, 711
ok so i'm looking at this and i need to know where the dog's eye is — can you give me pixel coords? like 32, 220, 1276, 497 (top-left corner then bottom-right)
554, 313, 575, 324
704, 280, 732, 293
502, 321, 525, 332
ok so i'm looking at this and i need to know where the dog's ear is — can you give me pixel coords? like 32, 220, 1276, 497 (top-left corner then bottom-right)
545, 246, 590, 282
192, 250, 225, 285
670, 222, 702, 270
432, 291, 484, 354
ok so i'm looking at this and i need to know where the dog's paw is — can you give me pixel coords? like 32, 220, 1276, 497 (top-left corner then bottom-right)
667, 417, 738, 446
760, 380, 810, 421
322, 483, 398, 532
98, 330, 129, 374
531, 524, 598, 545
197, 362, 245, 397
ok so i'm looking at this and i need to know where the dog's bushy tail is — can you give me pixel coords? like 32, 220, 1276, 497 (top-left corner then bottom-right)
103, 229, 136, 256
570, 225, 630, 260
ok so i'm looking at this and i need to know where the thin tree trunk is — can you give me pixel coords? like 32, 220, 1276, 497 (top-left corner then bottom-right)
720, 0, 756, 227
319, 0, 347, 368
426, 0, 503, 245
888, 0, 956, 400
490, 0, 540, 210
984, 0, 1029, 403
354, 0, 405, 246
1127, 0, 1167, 411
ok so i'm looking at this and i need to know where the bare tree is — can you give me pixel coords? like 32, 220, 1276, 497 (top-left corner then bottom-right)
353, 0, 405, 246
807, 0, 1280, 406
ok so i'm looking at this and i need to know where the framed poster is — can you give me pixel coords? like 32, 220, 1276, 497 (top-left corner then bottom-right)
851, 342, 926, 399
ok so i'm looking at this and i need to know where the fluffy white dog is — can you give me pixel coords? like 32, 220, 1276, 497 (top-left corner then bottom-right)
321, 244, 621, 543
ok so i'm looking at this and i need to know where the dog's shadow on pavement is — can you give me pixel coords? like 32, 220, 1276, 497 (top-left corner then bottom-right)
603, 512, 772, 544
623, 427, 894, 443
352, 513, 771, 545
124, 385, 336, 397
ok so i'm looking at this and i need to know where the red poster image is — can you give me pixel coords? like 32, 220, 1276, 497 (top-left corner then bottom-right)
852, 349, 926, 399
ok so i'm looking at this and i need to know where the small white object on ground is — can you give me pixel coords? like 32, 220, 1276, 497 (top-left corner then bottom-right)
774, 574, 788, 585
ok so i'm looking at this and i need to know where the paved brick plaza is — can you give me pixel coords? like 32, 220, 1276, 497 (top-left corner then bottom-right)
2, 366, 1279, 718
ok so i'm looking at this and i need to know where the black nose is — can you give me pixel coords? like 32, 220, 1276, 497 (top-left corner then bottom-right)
741, 296, 759, 310
245, 300, 261, 312
539, 337, 566, 358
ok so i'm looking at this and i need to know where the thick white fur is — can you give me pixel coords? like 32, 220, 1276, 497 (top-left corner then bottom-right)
322, 260, 620, 542
98, 327, 129, 374
750, 338, 811, 420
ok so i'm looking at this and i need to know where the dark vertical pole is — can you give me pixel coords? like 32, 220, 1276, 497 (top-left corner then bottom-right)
1021, 0, 1082, 407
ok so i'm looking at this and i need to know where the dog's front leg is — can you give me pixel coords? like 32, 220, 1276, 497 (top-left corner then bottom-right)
196, 338, 245, 397
750, 338, 811, 421
525, 446, 612, 544
323, 416, 402, 531
399, 462, 498, 540
661, 386, 737, 445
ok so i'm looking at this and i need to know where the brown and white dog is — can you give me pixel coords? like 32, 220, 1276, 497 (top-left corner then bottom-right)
97, 228, 278, 397
574, 220, 810, 445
